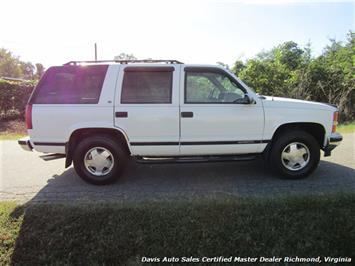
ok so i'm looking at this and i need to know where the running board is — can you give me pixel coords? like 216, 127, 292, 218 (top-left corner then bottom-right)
40, 153, 66, 161
134, 154, 258, 164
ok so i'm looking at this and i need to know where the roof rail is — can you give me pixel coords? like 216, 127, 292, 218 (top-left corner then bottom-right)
64, 59, 184, 65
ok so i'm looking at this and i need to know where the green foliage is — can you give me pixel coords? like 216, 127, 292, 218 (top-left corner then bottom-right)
238, 58, 291, 96
234, 31, 355, 121
277, 41, 304, 70
232, 60, 245, 76
0, 79, 35, 120
0, 48, 43, 80
337, 122, 355, 133
1, 194, 355, 265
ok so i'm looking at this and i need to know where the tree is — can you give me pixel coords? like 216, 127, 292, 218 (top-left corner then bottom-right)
35, 63, 45, 79
232, 32, 354, 121
0, 48, 22, 78
276, 41, 304, 70
0, 48, 37, 80
232, 60, 245, 76
20, 62, 35, 80
237, 58, 290, 96
305, 32, 354, 120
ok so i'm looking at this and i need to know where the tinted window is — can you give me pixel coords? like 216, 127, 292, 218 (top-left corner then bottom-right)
31, 65, 108, 104
121, 68, 173, 104
185, 70, 245, 103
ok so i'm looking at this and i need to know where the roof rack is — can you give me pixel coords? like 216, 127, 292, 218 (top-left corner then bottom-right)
64, 59, 184, 65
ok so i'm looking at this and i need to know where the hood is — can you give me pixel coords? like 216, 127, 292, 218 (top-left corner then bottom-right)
262, 96, 337, 111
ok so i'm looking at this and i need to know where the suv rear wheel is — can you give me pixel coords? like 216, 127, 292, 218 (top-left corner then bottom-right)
269, 130, 320, 179
73, 136, 127, 185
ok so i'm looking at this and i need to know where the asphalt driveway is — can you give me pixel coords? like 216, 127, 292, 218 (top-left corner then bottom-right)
0, 133, 354, 203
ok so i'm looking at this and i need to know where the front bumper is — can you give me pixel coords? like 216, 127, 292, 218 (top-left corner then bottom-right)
323, 132, 342, 157
18, 136, 33, 151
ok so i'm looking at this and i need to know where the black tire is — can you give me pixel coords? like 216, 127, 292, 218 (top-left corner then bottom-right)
73, 135, 128, 185
269, 130, 320, 179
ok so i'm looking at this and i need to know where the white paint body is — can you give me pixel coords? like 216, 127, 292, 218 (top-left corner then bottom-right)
27, 63, 337, 156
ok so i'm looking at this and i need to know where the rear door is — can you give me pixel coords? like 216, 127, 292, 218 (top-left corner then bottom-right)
114, 65, 180, 156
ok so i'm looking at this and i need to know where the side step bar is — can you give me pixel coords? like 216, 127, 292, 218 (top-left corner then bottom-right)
40, 153, 66, 161
134, 154, 258, 164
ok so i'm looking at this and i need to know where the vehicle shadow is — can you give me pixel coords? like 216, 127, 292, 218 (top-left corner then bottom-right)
21, 158, 355, 203
8, 159, 355, 265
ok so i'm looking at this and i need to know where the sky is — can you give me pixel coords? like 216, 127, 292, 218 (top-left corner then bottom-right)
0, 0, 353, 67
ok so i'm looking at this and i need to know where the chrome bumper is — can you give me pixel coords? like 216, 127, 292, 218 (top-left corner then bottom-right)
18, 136, 33, 151
323, 132, 342, 157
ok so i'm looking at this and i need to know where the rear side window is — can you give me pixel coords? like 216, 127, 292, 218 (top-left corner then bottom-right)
31, 65, 108, 104
121, 67, 173, 104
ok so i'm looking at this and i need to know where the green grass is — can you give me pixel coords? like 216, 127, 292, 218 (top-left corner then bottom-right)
1, 195, 355, 265
0, 134, 25, 140
0, 202, 22, 265
338, 122, 355, 133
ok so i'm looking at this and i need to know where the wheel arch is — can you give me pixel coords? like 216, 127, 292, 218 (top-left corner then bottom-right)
263, 122, 326, 158
65, 127, 131, 168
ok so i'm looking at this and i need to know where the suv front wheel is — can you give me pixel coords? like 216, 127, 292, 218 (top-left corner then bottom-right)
269, 130, 320, 179
73, 136, 127, 185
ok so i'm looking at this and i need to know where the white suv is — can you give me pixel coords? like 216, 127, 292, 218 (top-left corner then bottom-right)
18, 60, 342, 185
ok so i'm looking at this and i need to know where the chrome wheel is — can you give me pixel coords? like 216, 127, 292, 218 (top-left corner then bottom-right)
281, 142, 310, 171
84, 147, 114, 176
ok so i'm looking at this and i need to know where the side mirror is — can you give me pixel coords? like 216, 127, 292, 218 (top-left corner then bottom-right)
243, 94, 256, 104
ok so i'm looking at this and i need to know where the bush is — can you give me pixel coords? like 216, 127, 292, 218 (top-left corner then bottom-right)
234, 33, 355, 122
0, 109, 22, 121
0, 79, 35, 121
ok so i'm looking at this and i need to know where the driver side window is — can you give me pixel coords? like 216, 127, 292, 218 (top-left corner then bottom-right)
185, 69, 245, 104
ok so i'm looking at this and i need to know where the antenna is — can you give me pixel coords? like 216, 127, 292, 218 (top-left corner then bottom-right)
94, 43, 97, 61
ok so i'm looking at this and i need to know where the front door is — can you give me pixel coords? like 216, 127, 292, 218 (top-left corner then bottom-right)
179, 66, 265, 155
